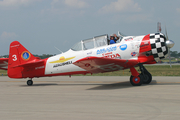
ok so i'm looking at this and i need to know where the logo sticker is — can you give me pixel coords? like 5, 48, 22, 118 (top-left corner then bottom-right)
124, 37, 133, 41
49, 56, 75, 63
21, 51, 31, 60
97, 46, 117, 55
87, 52, 92, 55
120, 44, 127, 51
53, 61, 72, 68
102, 52, 121, 59
131, 52, 137, 57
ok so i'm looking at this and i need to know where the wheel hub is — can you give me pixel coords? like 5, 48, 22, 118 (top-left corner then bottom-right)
132, 76, 140, 84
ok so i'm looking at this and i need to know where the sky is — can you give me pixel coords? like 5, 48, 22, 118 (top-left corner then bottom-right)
0, 0, 180, 55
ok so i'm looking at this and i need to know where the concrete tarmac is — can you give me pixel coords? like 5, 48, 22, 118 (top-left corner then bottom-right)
0, 76, 180, 120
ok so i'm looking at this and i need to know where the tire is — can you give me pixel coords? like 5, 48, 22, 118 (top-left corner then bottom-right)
130, 75, 143, 86
142, 71, 152, 84
27, 80, 33, 86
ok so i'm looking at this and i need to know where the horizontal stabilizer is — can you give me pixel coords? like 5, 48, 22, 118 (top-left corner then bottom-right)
12, 59, 45, 68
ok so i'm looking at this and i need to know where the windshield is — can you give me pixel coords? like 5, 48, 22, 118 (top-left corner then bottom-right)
71, 34, 108, 51
71, 42, 82, 51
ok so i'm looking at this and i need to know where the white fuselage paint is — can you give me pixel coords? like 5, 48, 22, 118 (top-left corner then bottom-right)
45, 35, 144, 75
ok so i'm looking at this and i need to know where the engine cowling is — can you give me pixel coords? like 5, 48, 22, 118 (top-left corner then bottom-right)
138, 33, 171, 64
149, 33, 168, 61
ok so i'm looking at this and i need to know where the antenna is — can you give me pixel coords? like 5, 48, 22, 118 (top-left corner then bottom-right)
54, 46, 63, 53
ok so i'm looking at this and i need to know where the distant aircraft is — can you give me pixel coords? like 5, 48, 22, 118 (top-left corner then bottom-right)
0, 58, 8, 70
0, 31, 174, 86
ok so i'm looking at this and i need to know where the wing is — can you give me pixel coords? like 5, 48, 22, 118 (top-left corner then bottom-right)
0, 58, 9, 70
73, 56, 138, 73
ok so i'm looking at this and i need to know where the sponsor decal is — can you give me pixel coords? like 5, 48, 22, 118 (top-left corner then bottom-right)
138, 42, 150, 49
21, 51, 31, 60
11, 44, 19, 48
53, 61, 72, 68
102, 52, 121, 59
97, 46, 117, 55
119, 44, 127, 51
87, 52, 92, 55
49, 56, 75, 63
136, 41, 149, 49
124, 37, 133, 41
131, 52, 137, 57
49, 56, 75, 68
35, 66, 45, 70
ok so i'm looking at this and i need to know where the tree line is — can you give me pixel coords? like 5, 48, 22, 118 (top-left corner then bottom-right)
1, 51, 180, 59
170, 51, 180, 58
0, 54, 54, 59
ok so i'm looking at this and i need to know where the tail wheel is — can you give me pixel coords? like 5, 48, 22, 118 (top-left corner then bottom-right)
27, 80, 33, 86
130, 75, 143, 86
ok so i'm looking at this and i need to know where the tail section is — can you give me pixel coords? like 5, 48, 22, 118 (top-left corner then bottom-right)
8, 41, 43, 78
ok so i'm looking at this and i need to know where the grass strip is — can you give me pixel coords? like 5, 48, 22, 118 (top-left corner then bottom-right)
0, 65, 179, 76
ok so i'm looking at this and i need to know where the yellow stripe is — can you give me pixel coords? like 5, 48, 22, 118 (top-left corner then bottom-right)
49, 56, 75, 63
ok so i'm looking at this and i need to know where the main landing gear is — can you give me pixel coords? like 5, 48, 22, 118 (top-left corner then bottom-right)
130, 64, 152, 86
27, 79, 33, 86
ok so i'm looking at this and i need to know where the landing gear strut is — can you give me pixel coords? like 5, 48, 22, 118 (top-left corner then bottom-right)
27, 79, 33, 86
130, 64, 152, 86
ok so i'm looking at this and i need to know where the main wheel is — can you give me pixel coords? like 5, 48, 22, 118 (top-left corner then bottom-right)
142, 71, 152, 84
27, 80, 33, 86
130, 75, 143, 86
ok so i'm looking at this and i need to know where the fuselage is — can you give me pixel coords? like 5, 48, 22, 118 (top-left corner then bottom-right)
44, 34, 151, 76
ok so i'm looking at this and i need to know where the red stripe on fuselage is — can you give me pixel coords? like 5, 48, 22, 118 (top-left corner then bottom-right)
139, 34, 151, 53
138, 34, 156, 64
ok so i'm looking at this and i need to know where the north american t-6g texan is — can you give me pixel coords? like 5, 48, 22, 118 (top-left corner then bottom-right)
0, 30, 175, 86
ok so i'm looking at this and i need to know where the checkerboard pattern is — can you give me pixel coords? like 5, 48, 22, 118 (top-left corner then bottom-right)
150, 33, 168, 61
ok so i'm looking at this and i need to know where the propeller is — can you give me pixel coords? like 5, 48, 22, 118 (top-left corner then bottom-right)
165, 26, 175, 68
157, 22, 161, 32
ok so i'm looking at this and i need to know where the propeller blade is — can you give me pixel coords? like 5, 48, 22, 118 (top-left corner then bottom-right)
165, 26, 169, 40
168, 48, 172, 68
157, 22, 161, 33
165, 26, 174, 68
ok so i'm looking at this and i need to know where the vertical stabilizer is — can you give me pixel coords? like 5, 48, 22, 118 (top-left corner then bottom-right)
8, 41, 37, 78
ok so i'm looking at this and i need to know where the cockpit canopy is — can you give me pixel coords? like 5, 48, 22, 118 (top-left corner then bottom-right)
71, 34, 108, 51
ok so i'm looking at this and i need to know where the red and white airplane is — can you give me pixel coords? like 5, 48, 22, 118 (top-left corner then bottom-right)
0, 31, 174, 86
